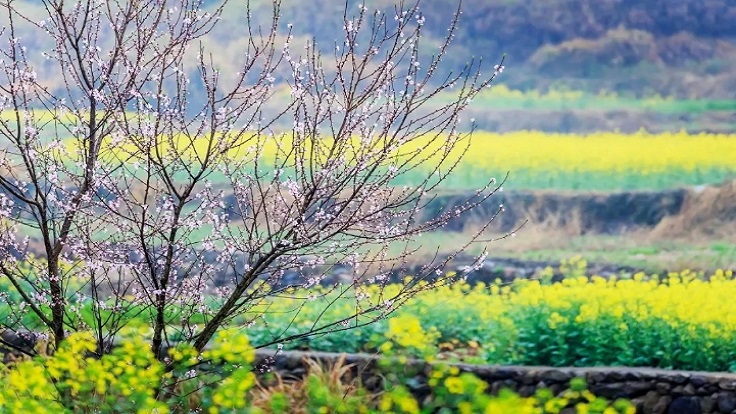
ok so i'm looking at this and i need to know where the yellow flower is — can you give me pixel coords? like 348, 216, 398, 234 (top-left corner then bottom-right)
398, 396, 420, 414
384, 314, 438, 355
458, 402, 474, 414
444, 377, 465, 394
548, 312, 567, 330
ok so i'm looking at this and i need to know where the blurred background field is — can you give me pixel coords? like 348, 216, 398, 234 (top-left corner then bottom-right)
7, 0, 736, 273
105, 0, 736, 273
390, 130, 736, 191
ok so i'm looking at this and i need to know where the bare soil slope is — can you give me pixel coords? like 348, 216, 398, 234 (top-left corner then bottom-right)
653, 179, 736, 238
427, 179, 736, 239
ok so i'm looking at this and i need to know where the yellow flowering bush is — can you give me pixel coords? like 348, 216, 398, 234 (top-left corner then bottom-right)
0, 331, 167, 413
165, 329, 259, 413
202, 328, 256, 365
0, 325, 633, 413
0, 329, 261, 413
500, 269, 736, 369
245, 266, 736, 371
379, 314, 440, 358
380, 364, 634, 414
0, 359, 64, 413
420, 268, 735, 370
379, 385, 422, 414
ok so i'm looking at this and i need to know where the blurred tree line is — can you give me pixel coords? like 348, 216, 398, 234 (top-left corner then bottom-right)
7, 0, 736, 100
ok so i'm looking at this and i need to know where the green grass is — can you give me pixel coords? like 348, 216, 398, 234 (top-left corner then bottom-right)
433, 86, 736, 114
373, 230, 736, 274
501, 236, 736, 274
391, 166, 736, 191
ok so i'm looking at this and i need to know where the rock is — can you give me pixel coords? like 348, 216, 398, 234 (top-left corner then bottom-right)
653, 396, 672, 414
626, 371, 645, 381
518, 385, 536, 397
589, 372, 607, 383
643, 391, 662, 413
718, 393, 736, 413
668, 397, 702, 414
550, 384, 564, 395
674, 384, 696, 396
719, 381, 736, 391
706, 385, 720, 394
594, 382, 626, 399
407, 377, 432, 402
624, 381, 656, 396
692, 376, 708, 388
285, 355, 302, 370
609, 371, 626, 381
502, 380, 518, 392
490, 368, 516, 381
521, 374, 537, 385
364, 375, 382, 391
247, 349, 736, 414
630, 397, 647, 413
699, 386, 719, 395
491, 380, 517, 393
700, 396, 716, 413
0, 330, 37, 355
545, 370, 572, 383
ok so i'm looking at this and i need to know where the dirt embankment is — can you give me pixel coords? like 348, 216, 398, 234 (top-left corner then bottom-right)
425, 179, 736, 238
653, 179, 736, 238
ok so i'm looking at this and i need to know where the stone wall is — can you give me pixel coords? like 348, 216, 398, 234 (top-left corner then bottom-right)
255, 349, 736, 414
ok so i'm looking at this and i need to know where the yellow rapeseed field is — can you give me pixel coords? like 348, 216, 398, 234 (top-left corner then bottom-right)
374, 268, 736, 370
78, 128, 736, 175
49, 121, 736, 189
243, 265, 736, 371
393, 130, 736, 190
459, 130, 736, 174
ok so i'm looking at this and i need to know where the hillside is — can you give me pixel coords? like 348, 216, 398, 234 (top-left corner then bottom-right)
9, 0, 736, 99
4, 0, 736, 132
207, 0, 736, 99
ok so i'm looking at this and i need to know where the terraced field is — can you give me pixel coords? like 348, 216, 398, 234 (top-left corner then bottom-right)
391, 130, 736, 191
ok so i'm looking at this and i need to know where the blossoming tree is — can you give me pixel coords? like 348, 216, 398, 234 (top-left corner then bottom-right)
0, 0, 505, 360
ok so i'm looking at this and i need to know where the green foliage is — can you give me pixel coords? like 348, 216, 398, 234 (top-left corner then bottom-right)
303, 373, 372, 413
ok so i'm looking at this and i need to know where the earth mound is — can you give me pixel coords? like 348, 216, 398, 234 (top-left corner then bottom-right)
426, 179, 736, 238
653, 179, 736, 238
